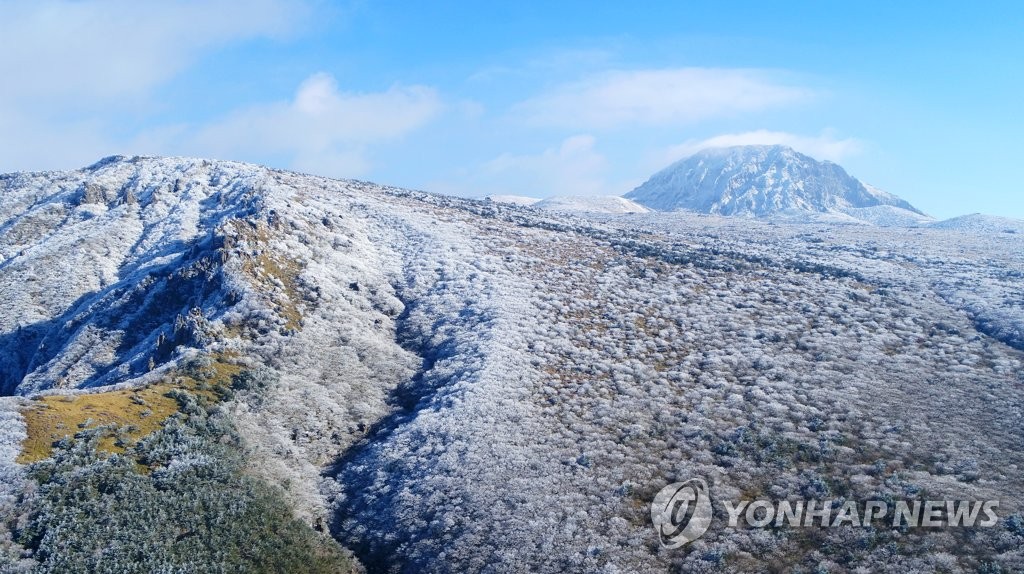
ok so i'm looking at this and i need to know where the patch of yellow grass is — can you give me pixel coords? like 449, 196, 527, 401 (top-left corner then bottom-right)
248, 251, 304, 331
17, 382, 181, 464
174, 355, 245, 402
17, 354, 246, 464
226, 219, 305, 332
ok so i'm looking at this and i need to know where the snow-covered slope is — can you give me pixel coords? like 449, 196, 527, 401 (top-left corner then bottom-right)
485, 194, 541, 206
487, 194, 650, 214
1, 156, 1023, 573
532, 195, 650, 214
625, 145, 927, 225
844, 204, 935, 227
930, 213, 1024, 234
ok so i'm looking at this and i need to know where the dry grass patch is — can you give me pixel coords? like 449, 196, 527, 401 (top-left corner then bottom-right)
225, 219, 306, 332
18, 354, 246, 464
17, 382, 181, 464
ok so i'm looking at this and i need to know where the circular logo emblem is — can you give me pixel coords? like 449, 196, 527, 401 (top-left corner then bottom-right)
650, 478, 713, 548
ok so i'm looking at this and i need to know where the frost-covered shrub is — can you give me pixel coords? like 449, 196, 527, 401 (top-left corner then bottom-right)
17, 390, 354, 574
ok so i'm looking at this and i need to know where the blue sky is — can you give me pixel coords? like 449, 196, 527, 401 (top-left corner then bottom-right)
2, 1, 1022, 219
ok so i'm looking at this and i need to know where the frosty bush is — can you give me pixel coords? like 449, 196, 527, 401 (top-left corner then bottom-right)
15, 386, 355, 574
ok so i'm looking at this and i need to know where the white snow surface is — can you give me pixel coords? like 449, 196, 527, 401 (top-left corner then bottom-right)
485, 194, 542, 206
1, 156, 1023, 573
930, 213, 1024, 234
532, 195, 651, 214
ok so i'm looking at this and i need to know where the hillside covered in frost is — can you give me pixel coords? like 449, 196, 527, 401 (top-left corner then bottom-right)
625, 145, 932, 227
1, 156, 1023, 573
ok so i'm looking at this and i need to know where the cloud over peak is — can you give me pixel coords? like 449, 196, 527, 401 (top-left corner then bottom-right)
661, 130, 862, 165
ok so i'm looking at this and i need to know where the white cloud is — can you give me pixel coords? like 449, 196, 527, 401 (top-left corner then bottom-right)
659, 130, 863, 165
439, 135, 617, 197
0, 0, 306, 107
514, 68, 812, 129
0, 0, 311, 172
188, 73, 442, 177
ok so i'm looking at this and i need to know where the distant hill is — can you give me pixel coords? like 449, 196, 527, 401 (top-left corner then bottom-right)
484, 194, 541, 206
625, 145, 929, 225
930, 213, 1024, 234
532, 195, 650, 214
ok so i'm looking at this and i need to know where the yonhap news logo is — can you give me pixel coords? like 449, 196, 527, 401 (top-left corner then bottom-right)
651, 477, 1000, 547
650, 478, 714, 548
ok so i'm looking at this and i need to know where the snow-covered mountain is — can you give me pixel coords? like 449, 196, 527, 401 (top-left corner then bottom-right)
1, 156, 1022, 573
930, 213, 1024, 234
625, 145, 929, 225
532, 195, 650, 214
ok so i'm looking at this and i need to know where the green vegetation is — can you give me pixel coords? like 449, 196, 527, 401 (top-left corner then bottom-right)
13, 360, 355, 574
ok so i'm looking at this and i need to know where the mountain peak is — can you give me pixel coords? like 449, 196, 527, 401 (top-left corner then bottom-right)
625, 145, 926, 222
681, 144, 810, 164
